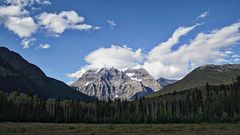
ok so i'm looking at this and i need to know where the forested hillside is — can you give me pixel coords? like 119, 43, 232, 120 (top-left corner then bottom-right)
1, 76, 240, 123
150, 64, 240, 97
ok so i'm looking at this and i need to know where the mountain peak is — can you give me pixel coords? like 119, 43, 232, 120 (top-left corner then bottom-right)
0, 47, 92, 100
0, 47, 46, 80
71, 67, 162, 100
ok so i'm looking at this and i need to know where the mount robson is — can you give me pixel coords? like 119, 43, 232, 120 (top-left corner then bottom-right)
1, 0, 240, 134
1, 46, 240, 124
3, 47, 240, 101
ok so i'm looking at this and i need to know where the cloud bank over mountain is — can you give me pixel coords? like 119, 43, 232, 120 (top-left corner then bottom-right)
68, 22, 240, 79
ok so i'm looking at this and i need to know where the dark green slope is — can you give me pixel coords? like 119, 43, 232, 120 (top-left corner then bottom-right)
0, 47, 93, 101
149, 64, 240, 97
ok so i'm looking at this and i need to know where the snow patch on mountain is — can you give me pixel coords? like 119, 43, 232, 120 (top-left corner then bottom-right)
71, 67, 162, 100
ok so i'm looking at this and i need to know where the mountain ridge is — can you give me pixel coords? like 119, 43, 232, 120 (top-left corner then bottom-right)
0, 47, 93, 101
149, 64, 240, 97
157, 77, 177, 87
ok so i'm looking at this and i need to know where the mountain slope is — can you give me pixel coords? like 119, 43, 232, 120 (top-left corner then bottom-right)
0, 47, 92, 101
71, 67, 162, 100
149, 64, 240, 97
157, 77, 177, 87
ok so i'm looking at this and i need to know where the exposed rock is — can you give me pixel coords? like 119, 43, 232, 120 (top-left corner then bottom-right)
71, 67, 162, 100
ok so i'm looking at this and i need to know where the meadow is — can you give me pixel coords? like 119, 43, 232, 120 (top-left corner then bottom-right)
0, 123, 240, 135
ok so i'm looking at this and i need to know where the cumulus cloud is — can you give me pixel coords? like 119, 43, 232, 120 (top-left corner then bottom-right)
196, 10, 209, 20
107, 19, 116, 29
85, 45, 143, 68
0, 1, 39, 39
67, 45, 144, 78
4, 17, 38, 38
68, 22, 240, 79
0, 5, 27, 17
37, 11, 95, 35
38, 43, 50, 49
0, 0, 97, 49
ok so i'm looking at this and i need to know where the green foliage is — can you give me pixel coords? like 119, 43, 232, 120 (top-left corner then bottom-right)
0, 76, 240, 123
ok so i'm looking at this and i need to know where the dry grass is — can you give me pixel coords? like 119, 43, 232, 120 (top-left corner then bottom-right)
0, 122, 240, 135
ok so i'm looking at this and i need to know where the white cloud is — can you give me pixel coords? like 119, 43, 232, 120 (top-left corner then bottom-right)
144, 22, 240, 79
38, 43, 50, 49
67, 66, 89, 79
196, 10, 209, 20
0, 5, 27, 17
4, 17, 38, 38
0, 0, 99, 49
68, 22, 240, 80
67, 45, 144, 78
69, 24, 93, 30
59, 11, 84, 24
232, 54, 240, 58
37, 12, 67, 34
4, 0, 51, 7
0, 2, 38, 38
107, 19, 116, 29
21, 37, 35, 49
225, 50, 233, 55
93, 26, 101, 30
85, 45, 143, 68
148, 24, 200, 61
234, 58, 240, 62
37, 11, 94, 35
35, 0, 51, 5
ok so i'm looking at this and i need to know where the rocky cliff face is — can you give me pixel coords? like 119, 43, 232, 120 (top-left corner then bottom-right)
71, 67, 162, 100
0, 47, 93, 101
124, 68, 161, 92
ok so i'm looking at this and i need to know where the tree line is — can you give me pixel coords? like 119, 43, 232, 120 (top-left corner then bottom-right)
0, 76, 240, 123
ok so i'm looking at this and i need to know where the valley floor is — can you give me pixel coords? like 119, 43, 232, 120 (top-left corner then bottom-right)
0, 123, 240, 135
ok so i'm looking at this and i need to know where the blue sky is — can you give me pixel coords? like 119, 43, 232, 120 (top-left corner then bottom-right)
0, 0, 240, 83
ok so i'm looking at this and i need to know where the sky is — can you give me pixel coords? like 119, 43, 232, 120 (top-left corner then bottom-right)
0, 0, 240, 84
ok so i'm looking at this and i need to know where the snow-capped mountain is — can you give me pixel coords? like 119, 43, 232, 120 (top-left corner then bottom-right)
71, 67, 162, 100
157, 77, 177, 87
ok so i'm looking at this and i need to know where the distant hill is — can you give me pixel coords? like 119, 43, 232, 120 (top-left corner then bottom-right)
149, 64, 240, 97
0, 47, 93, 101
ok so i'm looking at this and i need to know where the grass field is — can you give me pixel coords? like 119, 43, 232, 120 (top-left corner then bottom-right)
0, 123, 240, 135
